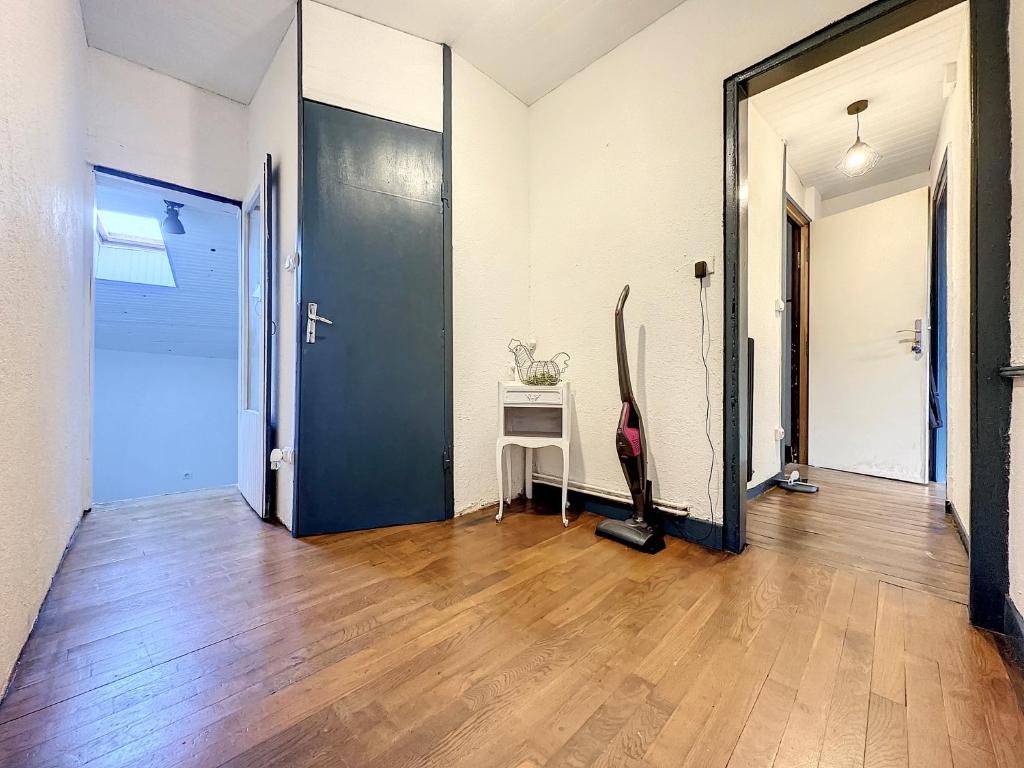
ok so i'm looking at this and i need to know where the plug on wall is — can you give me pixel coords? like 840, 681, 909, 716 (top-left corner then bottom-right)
694, 260, 708, 279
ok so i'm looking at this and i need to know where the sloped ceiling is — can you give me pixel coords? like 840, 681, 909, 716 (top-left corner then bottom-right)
80, 0, 687, 105
313, 0, 686, 104
81, 0, 296, 104
751, 3, 966, 200
94, 173, 240, 359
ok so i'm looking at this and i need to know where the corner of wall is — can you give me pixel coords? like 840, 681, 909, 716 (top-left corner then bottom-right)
0, 0, 91, 697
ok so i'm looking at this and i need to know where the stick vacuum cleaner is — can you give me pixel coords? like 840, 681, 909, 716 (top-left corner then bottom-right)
595, 285, 666, 554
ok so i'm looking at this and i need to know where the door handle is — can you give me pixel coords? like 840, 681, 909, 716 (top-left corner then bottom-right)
306, 302, 333, 344
897, 319, 923, 354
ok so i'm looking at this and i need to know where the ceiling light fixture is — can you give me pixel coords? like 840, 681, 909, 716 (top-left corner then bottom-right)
836, 99, 880, 178
162, 201, 186, 235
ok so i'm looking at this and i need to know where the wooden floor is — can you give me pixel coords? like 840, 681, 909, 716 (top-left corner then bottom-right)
747, 466, 970, 604
0, 485, 1021, 767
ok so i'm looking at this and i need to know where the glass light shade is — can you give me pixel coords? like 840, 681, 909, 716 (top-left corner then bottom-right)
836, 138, 880, 178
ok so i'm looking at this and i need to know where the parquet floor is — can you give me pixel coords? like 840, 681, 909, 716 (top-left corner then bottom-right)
747, 465, 969, 603
0, 483, 1021, 767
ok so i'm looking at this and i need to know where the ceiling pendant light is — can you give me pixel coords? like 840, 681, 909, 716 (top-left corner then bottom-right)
162, 201, 186, 235
836, 99, 880, 178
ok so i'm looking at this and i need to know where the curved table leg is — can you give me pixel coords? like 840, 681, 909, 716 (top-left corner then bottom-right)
560, 446, 569, 527
495, 444, 504, 522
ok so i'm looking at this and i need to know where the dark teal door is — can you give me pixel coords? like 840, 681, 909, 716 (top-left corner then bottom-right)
295, 101, 449, 535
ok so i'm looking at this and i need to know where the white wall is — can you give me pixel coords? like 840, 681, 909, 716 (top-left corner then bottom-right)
0, 0, 90, 693
452, 54, 532, 513
301, 0, 442, 132
86, 48, 248, 201
248, 18, 299, 530
785, 160, 821, 220
820, 171, 933, 218
808, 189, 930, 482
526, 0, 867, 521
930, 23, 972, 535
92, 350, 237, 503
746, 105, 786, 488
1007, 0, 1024, 615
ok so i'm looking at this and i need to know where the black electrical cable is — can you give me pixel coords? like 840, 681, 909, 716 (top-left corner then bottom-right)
691, 275, 717, 544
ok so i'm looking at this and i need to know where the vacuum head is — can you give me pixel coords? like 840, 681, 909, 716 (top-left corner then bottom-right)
774, 470, 819, 494
596, 517, 665, 554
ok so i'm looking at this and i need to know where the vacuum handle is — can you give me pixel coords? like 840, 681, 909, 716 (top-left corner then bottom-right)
615, 285, 635, 403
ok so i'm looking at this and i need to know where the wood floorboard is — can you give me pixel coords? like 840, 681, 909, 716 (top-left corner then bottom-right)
0, 475, 1020, 767
748, 465, 969, 603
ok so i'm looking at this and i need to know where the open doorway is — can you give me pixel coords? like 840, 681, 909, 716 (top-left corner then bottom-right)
930, 159, 949, 485
736, 3, 972, 602
782, 199, 810, 467
91, 170, 242, 504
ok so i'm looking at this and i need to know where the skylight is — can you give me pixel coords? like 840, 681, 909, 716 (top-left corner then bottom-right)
97, 211, 165, 249
95, 210, 176, 288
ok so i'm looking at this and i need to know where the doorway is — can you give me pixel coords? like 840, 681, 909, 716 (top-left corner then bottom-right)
293, 102, 453, 535
723, 0, 1013, 632
930, 160, 949, 484
91, 170, 242, 504
782, 200, 809, 467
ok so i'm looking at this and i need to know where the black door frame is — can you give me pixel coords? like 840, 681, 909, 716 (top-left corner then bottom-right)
929, 153, 949, 485
723, 0, 1012, 632
291, 2, 455, 534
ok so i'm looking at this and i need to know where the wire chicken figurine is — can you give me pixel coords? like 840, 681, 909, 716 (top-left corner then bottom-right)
508, 338, 570, 385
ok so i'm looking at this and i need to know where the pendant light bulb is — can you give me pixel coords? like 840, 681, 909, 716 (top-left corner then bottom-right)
837, 100, 880, 178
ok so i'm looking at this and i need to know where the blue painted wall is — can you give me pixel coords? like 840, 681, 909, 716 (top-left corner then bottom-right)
92, 349, 237, 503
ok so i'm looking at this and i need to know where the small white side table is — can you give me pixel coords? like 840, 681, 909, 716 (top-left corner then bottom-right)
496, 380, 571, 526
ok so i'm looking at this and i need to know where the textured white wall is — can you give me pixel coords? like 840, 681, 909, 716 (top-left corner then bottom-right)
746, 105, 786, 489
301, 0, 442, 132
1008, 0, 1024, 614
247, 19, 299, 530
86, 48, 249, 201
930, 24, 972, 535
92, 350, 237, 503
452, 54, 531, 513
0, 0, 90, 693
527, 0, 867, 521
808, 189, 930, 482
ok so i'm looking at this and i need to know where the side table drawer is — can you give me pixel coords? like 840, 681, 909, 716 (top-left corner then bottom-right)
503, 389, 563, 406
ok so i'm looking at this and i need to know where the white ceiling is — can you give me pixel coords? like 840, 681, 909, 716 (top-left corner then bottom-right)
314, 0, 686, 104
94, 173, 240, 359
80, 0, 687, 105
751, 3, 967, 201
82, 0, 296, 104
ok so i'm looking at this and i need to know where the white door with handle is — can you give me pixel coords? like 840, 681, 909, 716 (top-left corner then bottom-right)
807, 187, 930, 483
238, 155, 273, 517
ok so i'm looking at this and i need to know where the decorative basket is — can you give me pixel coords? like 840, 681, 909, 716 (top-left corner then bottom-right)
508, 339, 570, 385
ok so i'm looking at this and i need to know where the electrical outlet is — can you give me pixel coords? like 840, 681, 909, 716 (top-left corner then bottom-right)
774, 427, 786, 441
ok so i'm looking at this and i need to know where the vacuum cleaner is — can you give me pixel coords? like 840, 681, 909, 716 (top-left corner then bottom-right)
596, 285, 666, 554
771, 469, 818, 494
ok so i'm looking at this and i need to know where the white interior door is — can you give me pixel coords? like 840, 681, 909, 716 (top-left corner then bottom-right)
238, 155, 273, 517
807, 187, 930, 483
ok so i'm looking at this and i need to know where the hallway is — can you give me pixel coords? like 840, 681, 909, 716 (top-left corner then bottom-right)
748, 466, 969, 603
0, 489, 1020, 767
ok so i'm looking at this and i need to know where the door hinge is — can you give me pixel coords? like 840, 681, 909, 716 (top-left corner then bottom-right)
442, 447, 452, 472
